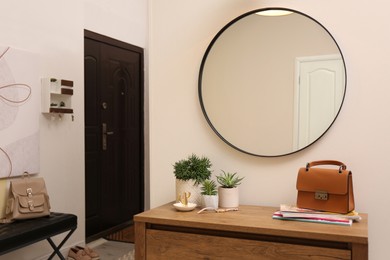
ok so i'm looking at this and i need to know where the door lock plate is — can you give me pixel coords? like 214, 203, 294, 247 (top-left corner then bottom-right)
102, 123, 114, 151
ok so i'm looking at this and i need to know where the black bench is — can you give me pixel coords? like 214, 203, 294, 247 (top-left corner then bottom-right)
0, 212, 77, 259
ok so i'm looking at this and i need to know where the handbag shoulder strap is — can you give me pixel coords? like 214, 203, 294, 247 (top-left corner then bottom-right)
306, 160, 347, 172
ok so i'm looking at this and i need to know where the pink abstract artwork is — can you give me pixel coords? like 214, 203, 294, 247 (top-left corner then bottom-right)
0, 46, 40, 178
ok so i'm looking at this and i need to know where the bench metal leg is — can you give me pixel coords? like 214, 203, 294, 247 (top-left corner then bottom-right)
47, 228, 76, 260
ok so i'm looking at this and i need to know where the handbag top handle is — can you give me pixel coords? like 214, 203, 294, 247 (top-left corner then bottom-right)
306, 160, 347, 173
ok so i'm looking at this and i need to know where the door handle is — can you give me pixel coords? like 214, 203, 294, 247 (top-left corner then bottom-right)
102, 123, 114, 150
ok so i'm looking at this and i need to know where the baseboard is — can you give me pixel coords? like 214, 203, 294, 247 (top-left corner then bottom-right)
87, 238, 108, 248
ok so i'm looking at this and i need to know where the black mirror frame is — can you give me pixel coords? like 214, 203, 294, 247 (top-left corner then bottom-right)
198, 7, 347, 157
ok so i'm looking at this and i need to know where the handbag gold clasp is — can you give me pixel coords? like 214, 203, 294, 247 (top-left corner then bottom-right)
26, 188, 35, 211
315, 191, 328, 200
26, 188, 33, 198
28, 200, 35, 211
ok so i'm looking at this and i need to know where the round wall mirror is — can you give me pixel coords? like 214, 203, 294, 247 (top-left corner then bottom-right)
199, 8, 346, 157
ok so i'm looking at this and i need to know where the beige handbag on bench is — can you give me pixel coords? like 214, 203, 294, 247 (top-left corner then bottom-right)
5, 172, 51, 220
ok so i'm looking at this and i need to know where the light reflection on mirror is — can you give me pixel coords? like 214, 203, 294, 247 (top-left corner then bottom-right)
256, 10, 293, 16
199, 8, 346, 157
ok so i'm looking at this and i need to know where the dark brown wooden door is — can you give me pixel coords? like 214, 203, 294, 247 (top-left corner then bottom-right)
84, 30, 144, 241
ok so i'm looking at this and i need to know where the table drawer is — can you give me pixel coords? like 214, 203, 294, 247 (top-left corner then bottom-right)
146, 229, 351, 260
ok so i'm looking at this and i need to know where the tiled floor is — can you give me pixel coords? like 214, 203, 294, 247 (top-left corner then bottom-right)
87, 238, 134, 260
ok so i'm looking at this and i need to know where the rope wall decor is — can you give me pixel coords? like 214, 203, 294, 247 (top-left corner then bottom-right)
0, 46, 8, 59
0, 83, 31, 104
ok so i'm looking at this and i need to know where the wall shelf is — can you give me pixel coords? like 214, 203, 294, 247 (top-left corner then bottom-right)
41, 78, 74, 115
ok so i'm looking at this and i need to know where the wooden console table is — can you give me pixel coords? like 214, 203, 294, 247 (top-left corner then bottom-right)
134, 203, 368, 260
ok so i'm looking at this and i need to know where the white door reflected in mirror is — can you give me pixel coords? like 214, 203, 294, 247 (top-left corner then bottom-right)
293, 55, 345, 150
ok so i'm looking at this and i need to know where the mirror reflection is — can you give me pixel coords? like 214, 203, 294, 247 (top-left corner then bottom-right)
199, 8, 346, 157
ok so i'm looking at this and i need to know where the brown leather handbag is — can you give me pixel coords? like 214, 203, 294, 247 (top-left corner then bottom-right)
296, 160, 355, 214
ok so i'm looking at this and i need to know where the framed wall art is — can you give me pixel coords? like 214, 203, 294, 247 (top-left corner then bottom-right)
0, 46, 40, 178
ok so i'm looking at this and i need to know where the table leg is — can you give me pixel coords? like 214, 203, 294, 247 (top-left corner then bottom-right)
135, 222, 146, 260
351, 243, 368, 260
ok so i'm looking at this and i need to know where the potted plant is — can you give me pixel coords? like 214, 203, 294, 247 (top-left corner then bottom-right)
173, 154, 212, 206
200, 179, 218, 209
216, 170, 244, 208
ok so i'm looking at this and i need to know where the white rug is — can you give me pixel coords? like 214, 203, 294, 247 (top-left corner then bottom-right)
88, 238, 134, 260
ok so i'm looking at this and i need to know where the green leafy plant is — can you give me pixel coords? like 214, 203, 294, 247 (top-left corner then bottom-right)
216, 170, 244, 188
201, 179, 218, 195
173, 154, 212, 185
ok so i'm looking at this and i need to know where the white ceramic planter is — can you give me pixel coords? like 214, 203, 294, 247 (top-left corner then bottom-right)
218, 187, 239, 208
175, 179, 202, 206
201, 195, 219, 209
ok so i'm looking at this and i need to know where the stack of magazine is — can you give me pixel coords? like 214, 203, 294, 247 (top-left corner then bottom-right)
272, 204, 362, 226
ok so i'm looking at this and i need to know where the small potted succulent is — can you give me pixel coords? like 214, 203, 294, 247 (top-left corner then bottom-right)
216, 170, 244, 208
200, 179, 218, 209
173, 154, 212, 206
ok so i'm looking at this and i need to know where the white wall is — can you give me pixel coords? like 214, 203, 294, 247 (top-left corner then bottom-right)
1, 0, 388, 259
149, 1, 390, 259
0, 1, 147, 259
